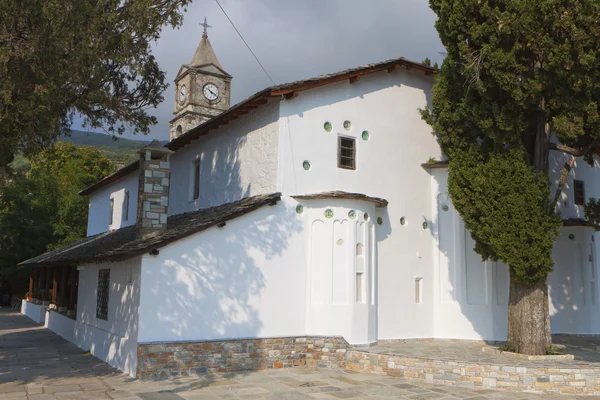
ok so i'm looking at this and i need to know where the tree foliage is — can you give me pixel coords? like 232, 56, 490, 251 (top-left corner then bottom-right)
0, 142, 114, 293
422, 0, 600, 285
0, 0, 190, 169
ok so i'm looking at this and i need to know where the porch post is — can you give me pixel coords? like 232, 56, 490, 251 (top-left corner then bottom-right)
40, 268, 47, 300
28, 269, 34, 295
52, 266, 58, 304
60, 266, 68, 306
69, 266, 78, 311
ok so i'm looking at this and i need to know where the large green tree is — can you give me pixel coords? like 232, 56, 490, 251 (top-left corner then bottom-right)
0, 142, 114, 295
423, 0, 600, 354
0, 0, 190, 173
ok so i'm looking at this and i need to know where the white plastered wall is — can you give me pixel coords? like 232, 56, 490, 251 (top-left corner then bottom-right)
87, 172, 138, 236
277, 68, 441, 340
430, 169, 509, 340
74, 258, 141, 377
137, 198, 306, 343
168, 99, 280, 215
550, 227, 600, 334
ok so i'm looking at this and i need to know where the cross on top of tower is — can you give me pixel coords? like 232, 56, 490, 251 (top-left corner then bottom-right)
199, 17, 211, 38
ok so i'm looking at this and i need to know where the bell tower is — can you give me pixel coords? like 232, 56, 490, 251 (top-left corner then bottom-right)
169, 17, 232, 140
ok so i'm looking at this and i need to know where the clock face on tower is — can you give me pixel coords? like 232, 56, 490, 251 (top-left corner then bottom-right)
203, 83, 219, 101
179, 85, 186, 104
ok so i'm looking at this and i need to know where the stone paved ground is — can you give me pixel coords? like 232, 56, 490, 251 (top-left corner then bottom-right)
2, 309, 600, 400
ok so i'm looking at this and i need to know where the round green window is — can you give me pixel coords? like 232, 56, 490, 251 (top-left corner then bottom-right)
296, 205, 304, 214
400, 217, 406, 225
377, 217, 383, 225
302, 160, 311, 170
348, 210, 356, 219
362, 130, 370, 141
324, 209, 334, 219
324, 121, 332, 132
343, 120, 352, 131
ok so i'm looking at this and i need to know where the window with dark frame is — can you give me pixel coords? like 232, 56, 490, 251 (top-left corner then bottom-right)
574, 180, 585, 206
96, 269, 110, 320
123, 191, 129, 222
109, 198, 114, 225
193, 158, 200, 200
338, 136, 356, 170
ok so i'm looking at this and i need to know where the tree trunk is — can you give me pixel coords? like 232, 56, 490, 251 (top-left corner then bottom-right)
507, 270, 551, 355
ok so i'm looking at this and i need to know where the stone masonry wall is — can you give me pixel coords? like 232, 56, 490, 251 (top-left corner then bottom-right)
136, 142, 173, 240
346, 350, 600, 396
137, 336, 349, 379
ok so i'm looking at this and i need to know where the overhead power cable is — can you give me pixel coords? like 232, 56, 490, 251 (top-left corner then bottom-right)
214, 0, 276, 86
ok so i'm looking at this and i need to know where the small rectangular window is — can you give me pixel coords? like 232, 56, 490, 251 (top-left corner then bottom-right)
574, 180, 585, 206
96, 269, 110, 320
193, 159, 200, 200
109, 198, 114, 225
338, 136, 356, 170
122, 191, 129, 222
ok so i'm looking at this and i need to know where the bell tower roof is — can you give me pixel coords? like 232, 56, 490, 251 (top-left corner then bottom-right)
190, 17, 223, 69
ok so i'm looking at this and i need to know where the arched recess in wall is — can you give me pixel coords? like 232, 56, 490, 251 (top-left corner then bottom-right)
176, 125, 182, 136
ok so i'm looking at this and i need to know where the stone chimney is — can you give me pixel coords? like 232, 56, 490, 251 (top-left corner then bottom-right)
136, 140, 174, 240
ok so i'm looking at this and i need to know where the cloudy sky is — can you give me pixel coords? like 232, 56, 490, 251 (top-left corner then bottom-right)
74, 0, 444, 141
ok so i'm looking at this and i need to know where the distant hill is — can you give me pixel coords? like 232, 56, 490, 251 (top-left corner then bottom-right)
10, 130, 168, 171
62, 130, 167, 167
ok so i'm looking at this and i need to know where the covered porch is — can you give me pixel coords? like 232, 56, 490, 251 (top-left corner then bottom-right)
23, 265, 79, 322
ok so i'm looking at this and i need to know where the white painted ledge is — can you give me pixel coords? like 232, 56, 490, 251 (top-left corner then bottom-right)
45, 310, 75, 342
21, 300, 46, 324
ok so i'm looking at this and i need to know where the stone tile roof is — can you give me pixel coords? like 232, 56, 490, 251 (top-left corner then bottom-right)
292, 191, 388, 208
20, 193, 281, 267
80, 56, 435, 196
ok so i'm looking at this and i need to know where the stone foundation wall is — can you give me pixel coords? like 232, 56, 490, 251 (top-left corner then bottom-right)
137, 336, 349, 379
346, 350, 600, 396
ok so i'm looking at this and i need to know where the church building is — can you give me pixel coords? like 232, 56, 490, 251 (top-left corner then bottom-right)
20, 21, 600, 378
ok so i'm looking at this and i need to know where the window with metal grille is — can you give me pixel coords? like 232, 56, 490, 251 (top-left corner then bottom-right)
338, 136, 356, 170
96, 269, 110, 320
122, 191, 129, 222
109, 198, 114, 225
574, 180, 585, 206
193, 159, 200, 200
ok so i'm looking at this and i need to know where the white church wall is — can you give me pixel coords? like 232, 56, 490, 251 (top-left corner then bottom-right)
431, 168, 600, 340
550, 227, 600, 334
137, 198, 307, 343
278, 69, 441, 340
86, 172, 139, 236
168, 99, 280, 215
74, 258, 141, 377
431, 169, 508, 341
